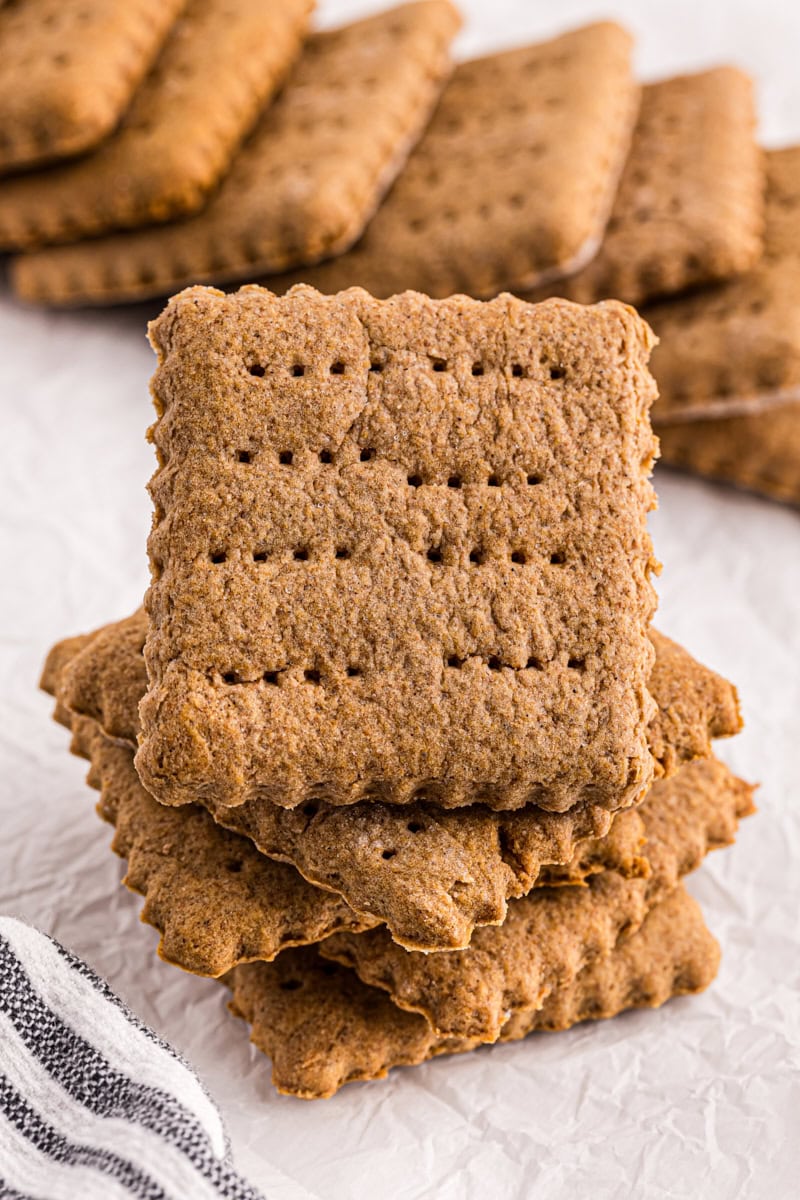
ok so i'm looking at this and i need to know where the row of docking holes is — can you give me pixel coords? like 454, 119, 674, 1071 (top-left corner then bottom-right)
209, 547, 568, 567
247, 361, 567, 382
220, 654, 586, 688
234, 448, 545, 490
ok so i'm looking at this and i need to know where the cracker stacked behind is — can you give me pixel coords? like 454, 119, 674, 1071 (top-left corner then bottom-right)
7, 6, 790, 506
646, 147, 800, 505
41, 285, 752, 1097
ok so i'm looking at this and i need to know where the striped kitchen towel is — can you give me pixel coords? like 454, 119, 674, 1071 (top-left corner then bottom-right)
0, 917, 265, 1200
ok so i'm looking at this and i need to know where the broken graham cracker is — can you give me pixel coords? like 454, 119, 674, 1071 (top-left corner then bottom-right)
521, 67, 763, 308
137, 285, 659, 816
44, 613, 741, 952
61, 712, 641, 972
61, 706, 642, 977
647, 146, 800, 425
658, 402, 800, 507
0, 0, 186, 174
68, 715, 376, 977
45, 648, 738, 1060
0, 0, 314, 249
226, 886, 719, 1099
318, 757, 754, 1042
262, 20, 639, 300
11, 1, 461, 306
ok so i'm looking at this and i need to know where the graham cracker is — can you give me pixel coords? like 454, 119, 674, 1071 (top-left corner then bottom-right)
0, 0, 186, 174
137, 285, 658, 816
44, 614, 741, 953
318, 757, 754, 1041
261, 20, 638, 300
226, 886, 719, 1098
68, 715, 375, 977
521, 67, 763, 307
11, 1, 461, 306
658, 402, 800, 507
648, 146, 800, 424
0, 0, 313, 249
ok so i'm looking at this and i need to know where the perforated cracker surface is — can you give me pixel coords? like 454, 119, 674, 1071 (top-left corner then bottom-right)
522, 67, 763, 307
0, 0, 186, 173
138, 285, 658, 815
319, 757, 753, 1040
45, 614, 740, 951
12, 1, 460, 306
264, 21, 638, 300
648, 146, 800, 424
0, 0, 313, 249
227, 886, 719, 1097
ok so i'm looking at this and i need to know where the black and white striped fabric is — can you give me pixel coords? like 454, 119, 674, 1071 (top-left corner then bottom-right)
0, 917, 265, 1200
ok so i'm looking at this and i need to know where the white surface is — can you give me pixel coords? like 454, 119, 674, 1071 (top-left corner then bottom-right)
1, 2, 799, 1197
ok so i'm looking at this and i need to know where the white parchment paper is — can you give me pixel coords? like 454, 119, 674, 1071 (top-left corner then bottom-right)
1, 2, 799, 1196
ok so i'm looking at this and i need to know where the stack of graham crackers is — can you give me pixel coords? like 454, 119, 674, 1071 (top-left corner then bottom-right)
2, 3, 795, 504
41, 285, 754, 1098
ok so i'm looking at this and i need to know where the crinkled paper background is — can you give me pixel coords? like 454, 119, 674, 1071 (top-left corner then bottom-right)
1, 1, 798, 1196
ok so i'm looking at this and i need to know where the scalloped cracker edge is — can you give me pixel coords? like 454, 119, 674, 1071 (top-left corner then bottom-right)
11, 1, 461, 305
648, 146, 800, 424
0, 0, 186, 173
522, 67, 763, 307
317, 756, 753, 1041
0, 0, 313, 249
226, 886, 720, 1098
42, 613, 741, 952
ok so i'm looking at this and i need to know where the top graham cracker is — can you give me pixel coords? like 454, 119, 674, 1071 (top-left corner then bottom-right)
265, 20, 638, 300
138, 285, 659, 814
0, 0, 186, 173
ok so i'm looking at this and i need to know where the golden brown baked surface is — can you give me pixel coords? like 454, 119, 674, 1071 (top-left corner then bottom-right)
658, 401, 800, 507
0, 0, 186, 173
265, 21, 638, 299
522, 67, 764, 307
226, 886, 720, 1098
0, 0, 313, 248
43, 614, 741, 954
648, 146, 800, 424
11, 1, 461, 305
135, 285, 658, 816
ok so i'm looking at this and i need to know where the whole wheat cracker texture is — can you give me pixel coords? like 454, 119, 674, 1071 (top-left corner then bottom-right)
658, 401, 800, 507
261, 20, 639, 300
648, 146, 800, 425
60, 706, 645, 977
138, 285, 659, 816
77, 725, 738, 1000
0, 0, 186, 174
44, 613, 741, 952
0, 0, 313, 250
51, 612, 742, 773
521, 67, 764, 308
11, 1, 461, 306
226, 886, 719, 1098
319, 756, 754, 1041
67, 715, 376, 976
